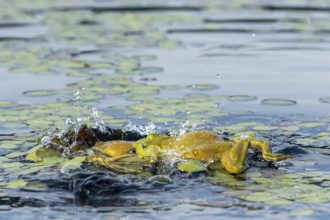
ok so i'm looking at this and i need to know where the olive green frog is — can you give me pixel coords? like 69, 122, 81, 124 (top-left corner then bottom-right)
132, 131, 292, 174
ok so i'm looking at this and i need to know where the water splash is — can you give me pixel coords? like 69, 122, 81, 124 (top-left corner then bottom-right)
178, 120, 190, 135
72, 89, 80, 106
169, 120, 190, 136
65, 116, 75, 127
169, 119, 209, 136
40, 135, 52, 147
124, 120, 156, 135
91, 107, 106, 133
65, 115, 88, 133
64, 89, 108, 134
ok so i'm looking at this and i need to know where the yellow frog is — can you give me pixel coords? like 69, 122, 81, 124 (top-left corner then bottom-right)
132, 131, 293, 174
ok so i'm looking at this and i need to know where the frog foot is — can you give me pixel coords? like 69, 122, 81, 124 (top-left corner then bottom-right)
249, 139, 294, 162
221, 138, 293, 174
221, 139, 250, 174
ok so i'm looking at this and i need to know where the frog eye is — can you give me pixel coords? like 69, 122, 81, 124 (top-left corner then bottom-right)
142, 144, 148, 149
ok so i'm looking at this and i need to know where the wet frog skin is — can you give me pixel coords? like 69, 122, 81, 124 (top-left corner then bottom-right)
97, 131, 293, 174
91, 131, 292, 174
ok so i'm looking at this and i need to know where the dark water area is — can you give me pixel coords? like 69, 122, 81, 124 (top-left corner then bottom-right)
1, 0, 330, 219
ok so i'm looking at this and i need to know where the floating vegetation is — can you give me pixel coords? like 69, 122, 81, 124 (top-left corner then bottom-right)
23, 90, 57, 97
208, 170, 330, 206
319, 97, 330, 104
187, 84, 220, 90
228, 95, 257, 102
178, 160, 207, 173
261, 98, 297, 106
0, 100, 18, 108
1, 0, 330, 219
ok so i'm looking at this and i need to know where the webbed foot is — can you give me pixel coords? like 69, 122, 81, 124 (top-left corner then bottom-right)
250, 139, 293, 162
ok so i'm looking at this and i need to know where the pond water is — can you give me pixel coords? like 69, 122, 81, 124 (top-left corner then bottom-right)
1, 0, 330, 219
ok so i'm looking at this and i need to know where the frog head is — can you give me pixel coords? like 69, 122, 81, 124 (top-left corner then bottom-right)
133, 133, 162, 162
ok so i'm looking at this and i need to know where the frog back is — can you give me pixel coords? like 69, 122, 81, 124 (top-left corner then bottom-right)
171, 131, 228, 161
173, 131, 223, 147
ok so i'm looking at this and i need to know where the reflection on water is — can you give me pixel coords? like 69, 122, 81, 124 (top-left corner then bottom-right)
1, 0, 330, 219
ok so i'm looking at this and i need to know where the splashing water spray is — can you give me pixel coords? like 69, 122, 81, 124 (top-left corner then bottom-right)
64, 89, 108, 133
72, 89, 80, 107
169, 110, 208, 136
91, 107, 106, 133
124, 120, 156, 135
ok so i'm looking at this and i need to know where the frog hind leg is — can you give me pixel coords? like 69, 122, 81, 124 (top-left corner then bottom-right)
221, 139, 250, 174
250, 139, 293, 162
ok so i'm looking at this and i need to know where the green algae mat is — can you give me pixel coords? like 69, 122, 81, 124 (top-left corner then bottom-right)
1, 0, 330, 219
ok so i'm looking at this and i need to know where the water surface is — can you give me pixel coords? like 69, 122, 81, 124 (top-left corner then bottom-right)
1, 0, 330, 219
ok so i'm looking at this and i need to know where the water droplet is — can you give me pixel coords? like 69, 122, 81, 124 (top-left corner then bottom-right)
124, 120, 156, 135
72, 89, 80, 106
56, 95, 65, 103
66, 116, 75, 126
73, 89, 79, 96
252, 33, 256, 37
76, 117, 83, 123
91, 107, 105, 132
216, 74, 221, 78
145, 121, 156, 134
169, 120, 190, 136
191, 123, 199, 130
41, 136, 52, 147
